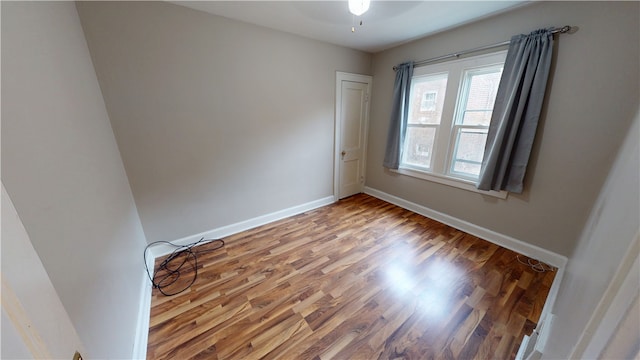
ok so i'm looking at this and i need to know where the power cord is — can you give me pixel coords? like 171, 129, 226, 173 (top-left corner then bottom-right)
144, 237, 225, 296
517, 255, 554, 273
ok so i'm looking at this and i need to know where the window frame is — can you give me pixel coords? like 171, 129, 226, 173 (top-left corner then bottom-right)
448, 63, 504, 181
395, 51, 508, 198
402, 71, 449, 171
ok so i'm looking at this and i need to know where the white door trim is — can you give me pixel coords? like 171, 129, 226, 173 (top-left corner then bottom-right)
334, 71, 373, 201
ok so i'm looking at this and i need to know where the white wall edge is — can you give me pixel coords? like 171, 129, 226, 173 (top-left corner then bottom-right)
531, 262, 567, 357
534, 312, 557, 356
148, 195, 335, 259
568, 230, 640, 358
364, 186, 568, 268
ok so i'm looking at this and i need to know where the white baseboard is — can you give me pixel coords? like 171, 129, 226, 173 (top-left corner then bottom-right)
148, 196, 334, 258
516, 334, 532, 360
132, 271, 153, 360
363, 186, 567, 268
535, 313, 557, 356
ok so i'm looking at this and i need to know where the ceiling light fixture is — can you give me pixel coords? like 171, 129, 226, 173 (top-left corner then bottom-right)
348, 0, 370, 16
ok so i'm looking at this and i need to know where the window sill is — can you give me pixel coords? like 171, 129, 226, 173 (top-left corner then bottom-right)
392, 167, 509, 199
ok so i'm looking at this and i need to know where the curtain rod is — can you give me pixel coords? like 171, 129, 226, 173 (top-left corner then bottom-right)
393, 25, 572, 71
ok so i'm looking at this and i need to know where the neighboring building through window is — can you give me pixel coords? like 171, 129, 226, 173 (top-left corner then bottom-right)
400, 51, 506, 184
420, 91, 438, 111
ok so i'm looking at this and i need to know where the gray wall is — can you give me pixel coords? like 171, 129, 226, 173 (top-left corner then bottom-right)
367, 1, 639, 256
1, 2, 148, 358
75, 1, 372, 244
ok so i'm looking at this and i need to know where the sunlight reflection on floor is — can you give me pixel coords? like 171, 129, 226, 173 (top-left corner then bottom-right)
384, 257, 464, 322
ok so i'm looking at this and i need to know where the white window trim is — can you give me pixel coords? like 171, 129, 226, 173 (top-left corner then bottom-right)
397, 51, 508, 199
392, 167, 508, 199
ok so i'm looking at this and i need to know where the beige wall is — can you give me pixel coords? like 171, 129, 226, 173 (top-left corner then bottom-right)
367, 1, 639, 256
75, 1, 372, 243
1, 2, 148, 358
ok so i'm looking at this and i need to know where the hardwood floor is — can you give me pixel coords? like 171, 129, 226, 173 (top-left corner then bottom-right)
147, 194, 556, 360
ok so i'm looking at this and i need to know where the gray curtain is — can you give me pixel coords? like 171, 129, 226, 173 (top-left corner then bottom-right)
477, 29, 554, 193
383, 62, 413, 169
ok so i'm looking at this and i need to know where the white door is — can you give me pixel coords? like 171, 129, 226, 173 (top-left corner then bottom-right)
335, 72, 372, 200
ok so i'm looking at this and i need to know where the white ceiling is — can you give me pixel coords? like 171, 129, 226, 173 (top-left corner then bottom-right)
170, 1, 530, 53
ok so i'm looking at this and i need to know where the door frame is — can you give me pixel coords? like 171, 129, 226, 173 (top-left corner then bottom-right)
334, 72, 373, 201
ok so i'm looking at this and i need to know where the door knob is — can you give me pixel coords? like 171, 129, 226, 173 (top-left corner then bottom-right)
341, 151, 346, 157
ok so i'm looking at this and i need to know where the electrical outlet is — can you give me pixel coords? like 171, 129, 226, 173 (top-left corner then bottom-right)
73, 351, 83, 360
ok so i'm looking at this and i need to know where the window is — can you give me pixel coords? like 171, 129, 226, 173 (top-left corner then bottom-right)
399, 51, 506, 192
450, 65, 502, 179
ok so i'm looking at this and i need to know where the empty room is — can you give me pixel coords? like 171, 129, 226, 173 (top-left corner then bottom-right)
2, 1, 638, 360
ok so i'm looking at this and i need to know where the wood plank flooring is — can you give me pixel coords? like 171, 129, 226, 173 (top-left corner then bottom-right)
147, 194, 556, 360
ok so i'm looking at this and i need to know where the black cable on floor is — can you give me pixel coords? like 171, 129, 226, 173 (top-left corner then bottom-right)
144, 237, 225, 296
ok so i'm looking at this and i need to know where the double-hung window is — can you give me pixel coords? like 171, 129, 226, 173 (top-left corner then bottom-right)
399, 51, 507, 196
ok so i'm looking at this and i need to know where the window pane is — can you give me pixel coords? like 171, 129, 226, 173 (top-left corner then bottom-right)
453, 161, 482, 177
459, 68, 502, 126
403, 126, 436, 169
462, 110, 493, 125
451, 128, 488, 178
409, 73, 448, 125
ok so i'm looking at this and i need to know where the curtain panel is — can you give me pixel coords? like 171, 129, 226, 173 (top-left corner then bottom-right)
477, 28, 554, 193
383, 62, 413, 169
